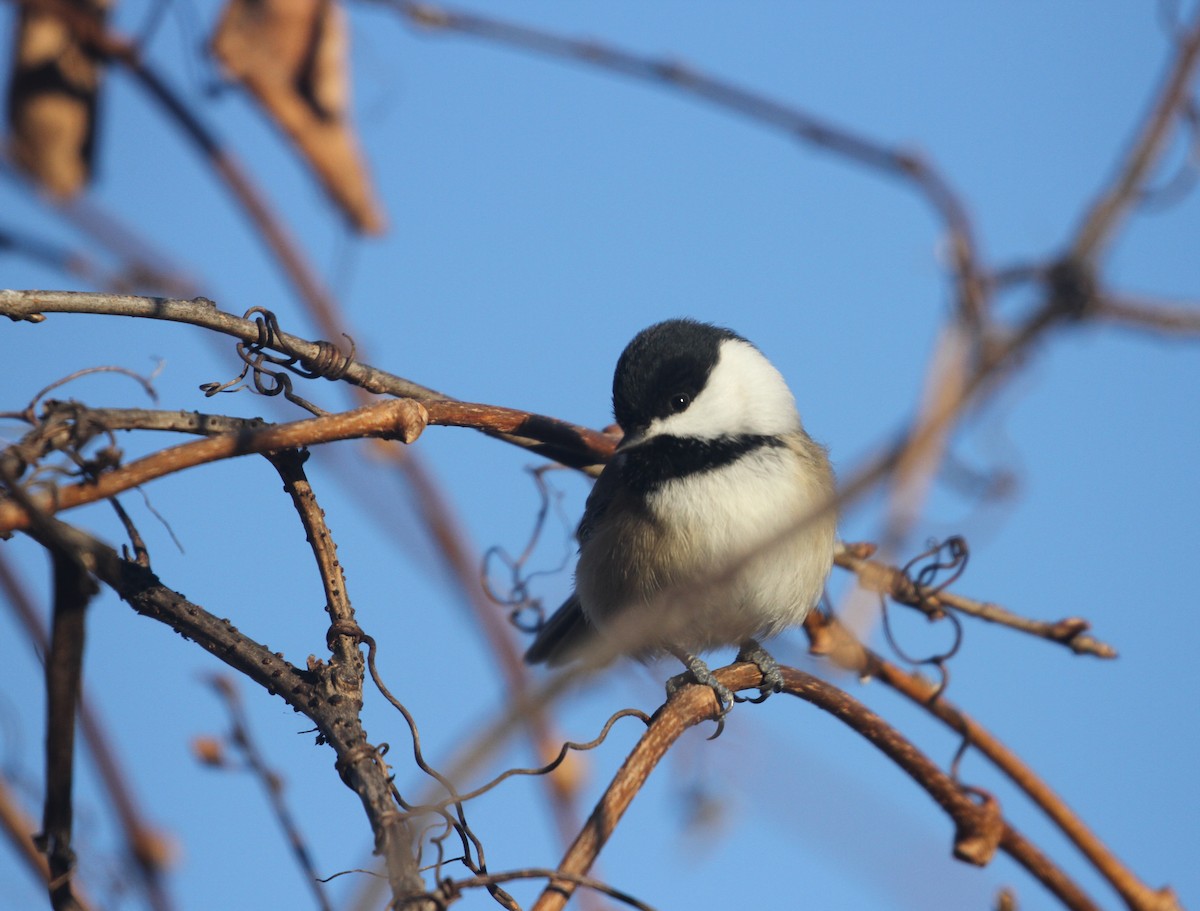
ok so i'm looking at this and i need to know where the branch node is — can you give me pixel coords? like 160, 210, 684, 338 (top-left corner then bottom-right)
951, 790, 1005, 866
1046, 258, 1098, 320
394, 400, 429, 444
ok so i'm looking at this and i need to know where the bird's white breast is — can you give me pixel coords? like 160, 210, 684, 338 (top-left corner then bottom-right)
575, 436, 835, 657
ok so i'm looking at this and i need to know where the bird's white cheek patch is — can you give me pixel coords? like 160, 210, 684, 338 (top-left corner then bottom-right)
649, 340, 801, 441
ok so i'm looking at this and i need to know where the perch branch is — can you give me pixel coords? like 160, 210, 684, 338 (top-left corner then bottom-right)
0, 395, 620, 535
531, 664, 1099, 911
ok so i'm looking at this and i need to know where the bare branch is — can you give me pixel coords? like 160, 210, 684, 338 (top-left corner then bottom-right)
16, 519, 429, 907
205, 677, 334, 911
0, 399, 428, 534
1071, 8, 1200, 261
0, 551, 175, 911
35, 527, 99, 910
0, 290, 612, 468
264, 449, 363, 673
803, 611, 1181, 911
387, 0, 987, 334
531, 664, 1100, 911
834, 544, 1117, 658
1092, 292, 1200, 337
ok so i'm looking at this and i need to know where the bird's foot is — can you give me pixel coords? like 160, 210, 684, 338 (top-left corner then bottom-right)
734, 639, 785, 704
667, 652, 734, 739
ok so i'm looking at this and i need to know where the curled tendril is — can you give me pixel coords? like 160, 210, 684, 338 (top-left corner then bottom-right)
481, 465, 575, 632
905, 535, 970, 598
880, 536, 971, 702
199, 307, 356, 415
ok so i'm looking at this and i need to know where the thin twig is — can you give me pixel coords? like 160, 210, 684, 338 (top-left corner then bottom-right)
264, 449, 363, 675
0, 777, 98, 911
0, 399, 425, 534
0, 552, 175, 911
385, 0, 986, 334
1092, 292, 1200, 337
1071, 7, 1200, 261
206, 677, 334, 911
0, 152, 199, 298
834, 546, 1117, 658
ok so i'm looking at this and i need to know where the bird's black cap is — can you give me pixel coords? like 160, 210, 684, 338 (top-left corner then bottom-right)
611, 319, 743, 435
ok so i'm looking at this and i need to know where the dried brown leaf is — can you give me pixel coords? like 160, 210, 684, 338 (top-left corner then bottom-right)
7, 0, 108, 197
210, 0, 387, 233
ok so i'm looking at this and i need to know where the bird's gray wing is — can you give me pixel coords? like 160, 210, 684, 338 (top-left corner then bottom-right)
576, 455, 624, 546
523, 593, 593, 666
525, 458, 627, 666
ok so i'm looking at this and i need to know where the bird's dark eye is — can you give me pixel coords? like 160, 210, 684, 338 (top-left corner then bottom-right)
669, 392, 691, 413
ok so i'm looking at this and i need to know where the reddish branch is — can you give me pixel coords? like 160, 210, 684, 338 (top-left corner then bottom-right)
531, 664, 1100, 911
0, 399, 425, 534
0, 395, 617, 535
803, 612, 1180, 911
0, 290, 612, 468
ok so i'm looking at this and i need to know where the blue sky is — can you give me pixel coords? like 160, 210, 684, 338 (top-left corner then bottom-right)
2, 4, 1198, 910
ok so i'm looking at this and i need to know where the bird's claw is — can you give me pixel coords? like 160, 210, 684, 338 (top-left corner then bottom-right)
667, 653, 734, 738
734, 640, 785, 704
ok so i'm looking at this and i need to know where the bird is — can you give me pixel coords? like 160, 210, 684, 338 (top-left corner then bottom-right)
524, 318, 836, 717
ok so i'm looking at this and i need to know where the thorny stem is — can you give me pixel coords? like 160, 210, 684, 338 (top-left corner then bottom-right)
17, 519, 429, 908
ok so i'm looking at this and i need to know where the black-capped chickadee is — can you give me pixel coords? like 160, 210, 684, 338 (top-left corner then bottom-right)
525, 319, 836, 714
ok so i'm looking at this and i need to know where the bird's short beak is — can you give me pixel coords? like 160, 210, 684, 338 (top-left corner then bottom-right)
615, 428, 647, 453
